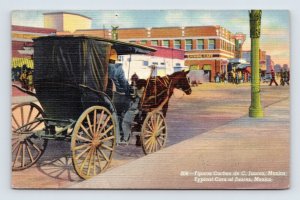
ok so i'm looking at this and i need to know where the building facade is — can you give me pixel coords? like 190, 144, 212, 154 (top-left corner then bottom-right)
12, 25, 56, 68
70, 26, 241, 82
242, 49, 267, 72
44, 12, 92, 33
118, 46, 186, 81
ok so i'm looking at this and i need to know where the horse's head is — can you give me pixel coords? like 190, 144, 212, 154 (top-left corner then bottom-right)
170, 70, 192, 95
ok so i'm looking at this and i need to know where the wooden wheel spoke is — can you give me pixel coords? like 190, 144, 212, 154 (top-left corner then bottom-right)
26, 112, 42, 130
13, 143, 22, 167
87, 148, 95, 176
93, 149, 97, 176
144, 137, 152, 146
146, 122, 153, 131
99, 116, 111, 134
20, 106, 24, 126
12, 114, 20, 129
98, 149, 109, 162
96, 110, 105, 133
12, 125, 17, 131
75, 145, 91, 160
96, 149, 103, 170
99, 125, 114, 139
28, 121, 42, 131
80, 124, 93, 140
86, 113, 94, 135
79, 148, 92, 173
93, 110, 97, 134
12, 141, 20, 153
22, 143, 26, 167
145, 137, 153, 150
74, 143, 91, 151
26, 106, 34, 124
157, 137, 163, 147
32, 143, 42, 154
101, 135, 115, 142
101, 144, 113, 151
157, 116, 164, 129
76, 134, 92, 143
157, 126, 166, 134
26, 142, 34, 162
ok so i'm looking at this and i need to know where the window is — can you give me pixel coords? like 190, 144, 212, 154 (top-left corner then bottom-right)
209, 39, 215, 49
185, 39, 192, 51
174, 40, 181, 49
162, 40, 170, 48
151, 40, 158, 46
175, 63, 181, 66
197, 39, 204, 50
140, 40, 147, 45
160, 62, 165, 65
152, 62, 158, 65
143, 61, 149, 66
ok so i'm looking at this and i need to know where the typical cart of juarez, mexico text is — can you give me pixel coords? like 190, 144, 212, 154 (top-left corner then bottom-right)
11, 36, 192, 179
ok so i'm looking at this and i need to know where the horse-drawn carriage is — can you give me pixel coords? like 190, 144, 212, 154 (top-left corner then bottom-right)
11, 35, 191, 179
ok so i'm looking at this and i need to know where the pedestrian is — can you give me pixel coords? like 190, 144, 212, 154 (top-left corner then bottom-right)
19, 70, 28, 89
279, 69, 284, 86
27, 69, 34, 92
283, 69, 289, 86
269, 69, 278, 86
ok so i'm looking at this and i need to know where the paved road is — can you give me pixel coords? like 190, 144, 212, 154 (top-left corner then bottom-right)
11, 83, 289, 188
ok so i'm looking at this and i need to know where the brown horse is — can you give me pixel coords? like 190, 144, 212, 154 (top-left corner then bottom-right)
137, 70, 192, 116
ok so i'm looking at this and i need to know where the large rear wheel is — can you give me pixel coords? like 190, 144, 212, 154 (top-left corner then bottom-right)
11, 102, 47, 170
71, 106, 116, 179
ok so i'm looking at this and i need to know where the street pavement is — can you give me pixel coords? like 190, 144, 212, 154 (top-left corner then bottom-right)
11, 83, 290, 189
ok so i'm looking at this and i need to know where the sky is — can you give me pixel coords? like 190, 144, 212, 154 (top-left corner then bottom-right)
12, 10, 290, 66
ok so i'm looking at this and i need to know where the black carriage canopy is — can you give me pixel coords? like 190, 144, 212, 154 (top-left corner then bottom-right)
33, 35, 156, 92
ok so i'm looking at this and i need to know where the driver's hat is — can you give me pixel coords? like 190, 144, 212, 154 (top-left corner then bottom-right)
109, 48, 118, 61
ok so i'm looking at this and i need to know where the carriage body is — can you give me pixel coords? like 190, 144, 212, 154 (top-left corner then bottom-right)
12, 35, 170, 179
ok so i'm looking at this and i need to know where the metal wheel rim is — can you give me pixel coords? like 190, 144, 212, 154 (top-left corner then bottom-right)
71, 106, 116, 180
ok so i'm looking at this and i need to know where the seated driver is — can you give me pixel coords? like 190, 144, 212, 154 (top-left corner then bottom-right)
108, 49, 130, 142
108, 49, 130, 95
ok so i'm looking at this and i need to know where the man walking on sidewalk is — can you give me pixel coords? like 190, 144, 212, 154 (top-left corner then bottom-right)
269, 69, 278, 86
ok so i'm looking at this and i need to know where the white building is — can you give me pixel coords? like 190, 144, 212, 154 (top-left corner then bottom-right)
117, 46, 186, 81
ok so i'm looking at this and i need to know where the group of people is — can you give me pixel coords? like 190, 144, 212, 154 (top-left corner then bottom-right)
19, 69, 34, 91
215, 70, 250, 84
269, 69, 290, 86
12, 64, 34, 92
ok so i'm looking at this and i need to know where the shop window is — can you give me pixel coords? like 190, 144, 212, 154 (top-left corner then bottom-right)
174, 40, 181, 49
197, 39, 204, 50
143, 61, 149, 66
209, 39, 216, 50
185, 39, 192, 51
162, 40, 170, 48
151, 40, 158, 46
140, 40, 147, 45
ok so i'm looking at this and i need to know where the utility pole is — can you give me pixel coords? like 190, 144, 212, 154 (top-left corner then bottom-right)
249, 10, 264, 118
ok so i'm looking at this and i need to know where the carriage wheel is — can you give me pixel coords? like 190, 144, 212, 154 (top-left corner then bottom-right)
11, 102, 47, 170
71, 106, 116, 179
141, 111, 167, 155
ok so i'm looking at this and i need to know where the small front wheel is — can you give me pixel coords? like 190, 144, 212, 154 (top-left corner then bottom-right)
141, 111, 167, 155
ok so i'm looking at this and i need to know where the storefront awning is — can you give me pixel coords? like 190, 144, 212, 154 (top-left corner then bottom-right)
12, 57, 34, 68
